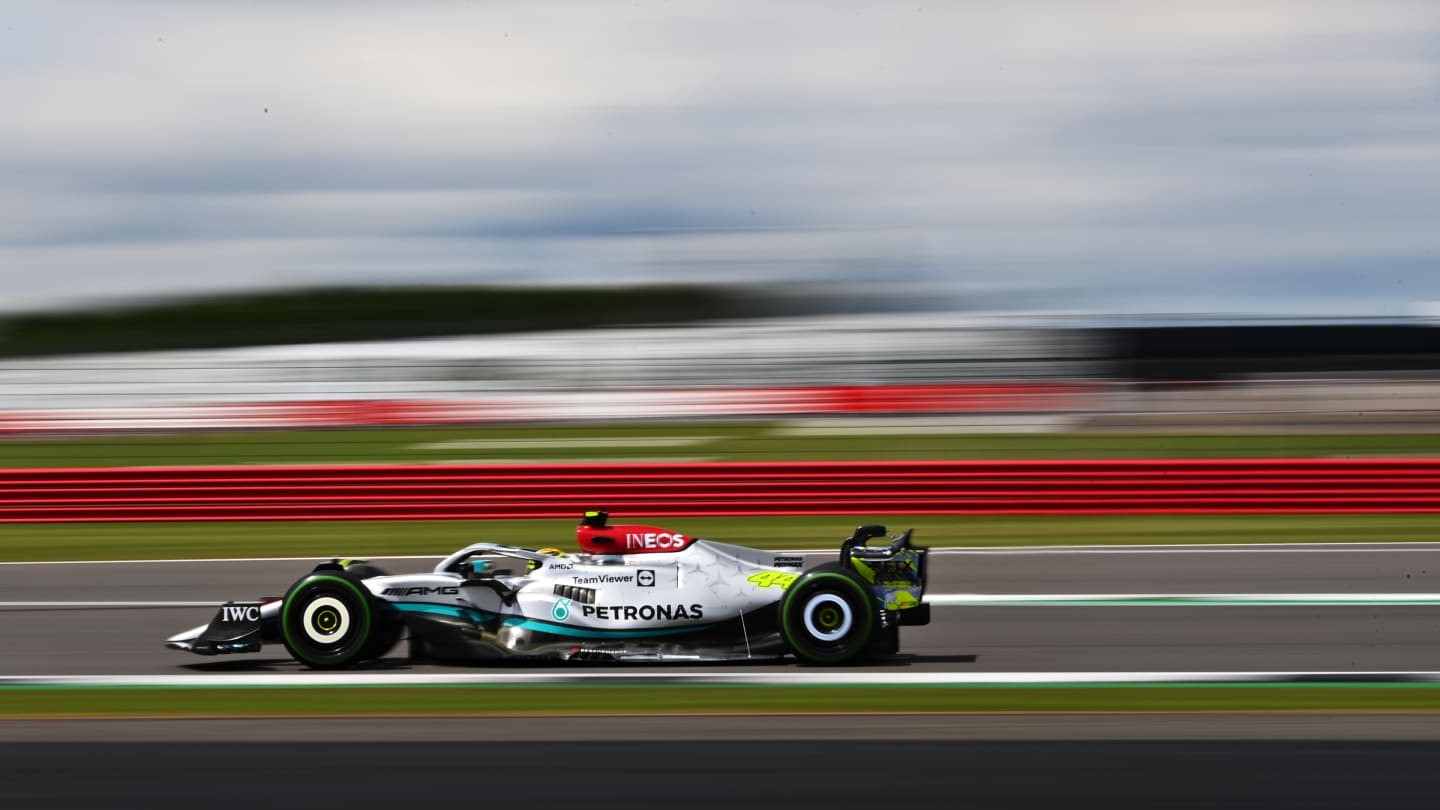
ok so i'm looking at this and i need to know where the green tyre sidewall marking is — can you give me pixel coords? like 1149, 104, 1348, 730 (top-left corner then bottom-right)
281, 574, 373, 668
780, 571, 875, 665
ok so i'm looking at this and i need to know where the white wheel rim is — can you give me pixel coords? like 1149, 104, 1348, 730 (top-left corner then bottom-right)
802, 594, 853, 642
301, 596, 351, 644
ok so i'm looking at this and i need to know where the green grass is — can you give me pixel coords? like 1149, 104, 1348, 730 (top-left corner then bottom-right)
6, 425, 1440, 468
3, 684, 1440, 716
5, 514, 1440, 562
0, 284, 800, 358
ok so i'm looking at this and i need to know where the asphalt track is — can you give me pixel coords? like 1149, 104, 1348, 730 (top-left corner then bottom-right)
4, 544, 1440, 676
6, 544, 1440, 805
2, 740, 1436, 810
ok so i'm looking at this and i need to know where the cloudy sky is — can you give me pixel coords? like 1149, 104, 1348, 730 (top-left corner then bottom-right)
2, 0, 1439, 315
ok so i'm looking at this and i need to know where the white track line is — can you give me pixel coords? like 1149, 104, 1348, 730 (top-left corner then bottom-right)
0, 555, 448, 566
930, 543, 1440, 555
0, 602, 220, 609
3, 672, 1440, 687
926, 593, 1440, 606
6, 593, 1440, 610
6, 542, 1440, 567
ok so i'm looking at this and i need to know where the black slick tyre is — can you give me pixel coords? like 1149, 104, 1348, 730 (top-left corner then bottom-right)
280, 572, 379, 669
778, 563, 877, 665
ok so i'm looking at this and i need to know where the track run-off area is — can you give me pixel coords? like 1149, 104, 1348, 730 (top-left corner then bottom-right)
6, 542, 1440, 680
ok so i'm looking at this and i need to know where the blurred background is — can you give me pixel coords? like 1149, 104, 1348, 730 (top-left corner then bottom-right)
5, 299, 1440, 455
3, 0, 1440, 459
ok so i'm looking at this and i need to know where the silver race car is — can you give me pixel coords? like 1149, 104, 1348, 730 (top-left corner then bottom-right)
167, 511, 930, 667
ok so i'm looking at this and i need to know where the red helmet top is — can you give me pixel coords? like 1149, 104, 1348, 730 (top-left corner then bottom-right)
576, 511, 696, 555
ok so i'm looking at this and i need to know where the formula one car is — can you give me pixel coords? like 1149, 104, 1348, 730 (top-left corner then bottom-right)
167, 511, 930, 667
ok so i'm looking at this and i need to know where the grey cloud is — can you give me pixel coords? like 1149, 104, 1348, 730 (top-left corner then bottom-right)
3, 0, 1440, 315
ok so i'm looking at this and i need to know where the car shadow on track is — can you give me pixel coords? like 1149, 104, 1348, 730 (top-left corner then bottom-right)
180, 658, 309, 672
180, 653, 981, 672
841, 653, 980, 667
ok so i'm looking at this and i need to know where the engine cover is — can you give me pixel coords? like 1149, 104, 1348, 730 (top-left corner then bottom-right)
577, 522, 695, 554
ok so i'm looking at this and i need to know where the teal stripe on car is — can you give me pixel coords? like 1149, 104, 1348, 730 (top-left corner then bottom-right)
391, 603, 497, 623
501, 617, 710, 640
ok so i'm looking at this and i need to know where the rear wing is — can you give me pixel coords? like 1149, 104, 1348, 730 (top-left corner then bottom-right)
838, 525, 929, 623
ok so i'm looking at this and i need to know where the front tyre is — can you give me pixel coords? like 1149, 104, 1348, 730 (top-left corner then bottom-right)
779, 563, 877, 665
280, 573, 375, 669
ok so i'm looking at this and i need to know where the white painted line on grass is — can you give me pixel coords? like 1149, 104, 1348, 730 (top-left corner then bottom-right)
417, 437, 722, 450
4, 671, 1440, 687
775, 416, 1075, 435
434, 457, 717, 464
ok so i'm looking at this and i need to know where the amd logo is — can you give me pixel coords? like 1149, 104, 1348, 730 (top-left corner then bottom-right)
625, 532, 687, 550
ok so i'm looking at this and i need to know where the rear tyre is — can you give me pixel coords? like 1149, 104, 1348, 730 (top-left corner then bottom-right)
779, 563, 877, 665
280, 573, 379, 669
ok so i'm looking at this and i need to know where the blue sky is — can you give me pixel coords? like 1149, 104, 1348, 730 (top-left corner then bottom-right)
2, 0, 1439, 315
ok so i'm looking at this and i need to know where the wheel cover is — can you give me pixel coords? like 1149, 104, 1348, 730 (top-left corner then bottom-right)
301, 596, 351, 644
802, 594, 853, 642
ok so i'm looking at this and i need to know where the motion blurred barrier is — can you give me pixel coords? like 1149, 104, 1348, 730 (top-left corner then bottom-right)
6, 459, 1440, 522
0, 385, 1095, 433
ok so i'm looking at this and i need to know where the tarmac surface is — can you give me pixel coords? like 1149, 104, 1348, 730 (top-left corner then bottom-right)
2, 713, 1440, 742
4, 544, 1440, 676
3, 739, 1436, 809
5, 542, 1440, 805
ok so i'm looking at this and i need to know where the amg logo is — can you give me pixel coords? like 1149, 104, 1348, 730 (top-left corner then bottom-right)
381, 586, 461, 597
221, 605, 260, 622
573, 574, 634, 585
625, 532, 687, 550
580, 603, 704, 621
